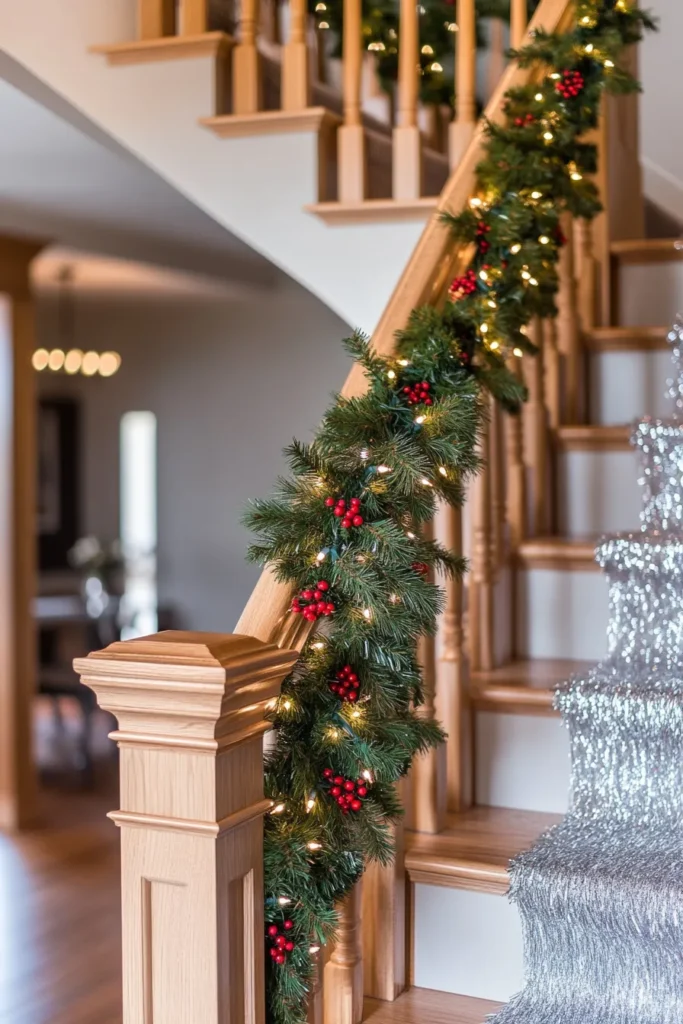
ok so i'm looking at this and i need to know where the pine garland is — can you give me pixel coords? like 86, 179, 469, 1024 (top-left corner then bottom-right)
245, 3, 655, 1022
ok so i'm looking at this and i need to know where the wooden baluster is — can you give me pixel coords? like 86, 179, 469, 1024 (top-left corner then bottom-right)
556, 211, 582, 424
233, 0, 262, 115
509, 0, 528, 50
544, 317, 561, 431
0, 237, 42, 831
469, 419, 493, 672
504, 357, 527, 552
338, 0, 366, 202
576, 218, 596, 333
307, 954, 324, 1024
362, 818, 405, 1000
411, 519, 447, 832
75, 631, 299, 1024
524, 317, 549, 536
393, 0, 421, 199
179, 0, 208, 34
489, 396, 505, 577
449, 0, 476, 168
486, 19, 506, 103
260, 0, 281, 45
435, 504, 470, 812
282, 0, 310, 110
139, 0, 176, 37
325, 882, 363, 1024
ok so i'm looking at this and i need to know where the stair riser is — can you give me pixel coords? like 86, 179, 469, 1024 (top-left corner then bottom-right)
589, 349, 673, 425
557, 449, 641, 536
476, 712, 570, 814
413, 885, 524, 1002
618, 262, 683, 327
516, 568, 609, 661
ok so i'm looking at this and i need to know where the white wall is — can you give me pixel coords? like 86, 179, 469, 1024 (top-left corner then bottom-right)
640, 2, 683, 224
36, 278, 351, 632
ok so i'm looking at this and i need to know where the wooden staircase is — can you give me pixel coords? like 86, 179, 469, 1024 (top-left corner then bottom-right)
26, 0, 679, 1022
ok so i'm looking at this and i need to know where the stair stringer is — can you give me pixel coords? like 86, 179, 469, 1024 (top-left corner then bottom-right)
0, 0, 428, 332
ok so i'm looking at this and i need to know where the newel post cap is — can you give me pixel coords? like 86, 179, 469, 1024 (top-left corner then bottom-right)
74, 630, 300, 747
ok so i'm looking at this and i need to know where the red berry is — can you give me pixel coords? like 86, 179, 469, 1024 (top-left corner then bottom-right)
357, 785, 367, 797
348, 691, 358, 702
323, 768, 333, 779
341, 518, 352, 529
337, 498, 346, 507
350, 498, 361, 507
317, 580, 329, 592
276, 953, 286, 965
302, 590, 313, 600
330, 786, 341, 797
337, 796, 347, 807
268, 924, 278, 937
276, 935, 286, 948
285, 941, 294, 952
350, 799, 362, 812
313, 590, 322, 601
325, 497, 335, 507
352, 515, 364, 527
270, 947, 279, 959
334, 507, 345, 517
344, 780, 355, 792
284, 920, 294, 930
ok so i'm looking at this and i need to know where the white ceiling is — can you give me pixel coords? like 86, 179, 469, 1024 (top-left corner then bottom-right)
0, 53, 276, 289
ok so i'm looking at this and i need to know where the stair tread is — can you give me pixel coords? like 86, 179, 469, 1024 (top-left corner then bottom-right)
472, 658, 594, 714
610, 238, 683, 263
555, 424, 631, 450
406, 807, 561, 893
516, 536, 600, 570
364, 987, 502, 1023
583, 325, 669, 351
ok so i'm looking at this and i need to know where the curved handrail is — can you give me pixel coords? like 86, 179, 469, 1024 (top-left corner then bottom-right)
236, 0, 573, 647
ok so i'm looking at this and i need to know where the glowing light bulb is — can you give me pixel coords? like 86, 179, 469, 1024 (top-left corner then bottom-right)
513, 347, 523, 358
421, 44, 434, 55
479, 269, 489, 281
48, 349, 65, 371
362, 770, 374, 782
313, 642, 325, 650
310, 945, 321, 954
430, 62, 443, 72
604, 59, 614, 68
584, 43, 594, 54
543, 132, 554, 141
377, 465, 392, 474
316, 551, 326, 563
490, 341, 500, 351
521, 270, 531, 281
351, 710, 361, 719
98, 351, 121, 377
82, 351, 99, 376
387, 370, 396, 379
530, 191, 542, 200
307, 842, 322, 851
271, 803, 286, 814
32, 348, 49, 371
278, 897, 292, 906
306, 798, 316, 812
415, 415, 426, 424
480, 323, 488, 333
420, 477, 434, 487
510, 243, 521, 254
362, 608, 372, 620
406, 531, 416, 540
529, 278, 539, 287
539, 236, 550, 245
438, 467, 448, 477
469, 197, 482, 208
64, 349, 84, 374
535, 92, 544, 101
282, 700, 292, 710
398, 359, 410, 366
488, 300, 497, 309
571, 171, 583, 181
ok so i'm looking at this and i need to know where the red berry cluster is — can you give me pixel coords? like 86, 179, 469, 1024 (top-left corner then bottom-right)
325, 495, 364, 529
412, 561, 430, 577
448, 268, 477, 302
330, 664, 360, 703
291, 581, 334, 621
402, 380, 434, 407
322, 769, 369, 814
476, 221, 491, 254
555, 69, 585, 99
267, 920, 294, 966
514, 112, 535, 127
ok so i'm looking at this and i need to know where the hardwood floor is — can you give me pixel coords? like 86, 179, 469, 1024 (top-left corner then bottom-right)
0, 705, 123, 1024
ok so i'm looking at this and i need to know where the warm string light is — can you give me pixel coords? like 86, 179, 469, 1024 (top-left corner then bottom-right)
33, 348, 121, 377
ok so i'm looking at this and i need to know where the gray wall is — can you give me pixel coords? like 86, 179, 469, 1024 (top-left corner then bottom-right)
36, 278, 351, 631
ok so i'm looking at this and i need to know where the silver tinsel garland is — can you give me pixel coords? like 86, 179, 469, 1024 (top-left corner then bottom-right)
489, 319, 683, 1024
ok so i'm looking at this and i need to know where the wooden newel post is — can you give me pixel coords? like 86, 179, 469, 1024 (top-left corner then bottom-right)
75, 630, 299, 1024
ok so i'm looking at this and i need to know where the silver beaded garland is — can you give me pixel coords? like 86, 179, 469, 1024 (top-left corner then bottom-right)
490, 317, 683, 1024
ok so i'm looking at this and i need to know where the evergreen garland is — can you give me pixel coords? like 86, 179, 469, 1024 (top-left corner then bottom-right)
245, 3, 655, 1022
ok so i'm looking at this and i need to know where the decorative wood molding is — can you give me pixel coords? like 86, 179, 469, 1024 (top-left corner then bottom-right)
90, 31, 232, 66
554, 424, 631, 451
74, 630, 299, 1024
362, 988, 503, 1023
610, 237, 683, 264
471, 658, 592, 717
200, 106, 340, 138
405, 807, 561, 895
515, 537, 600, 571
583, 326, 668, 351
304, 197, 438, 225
